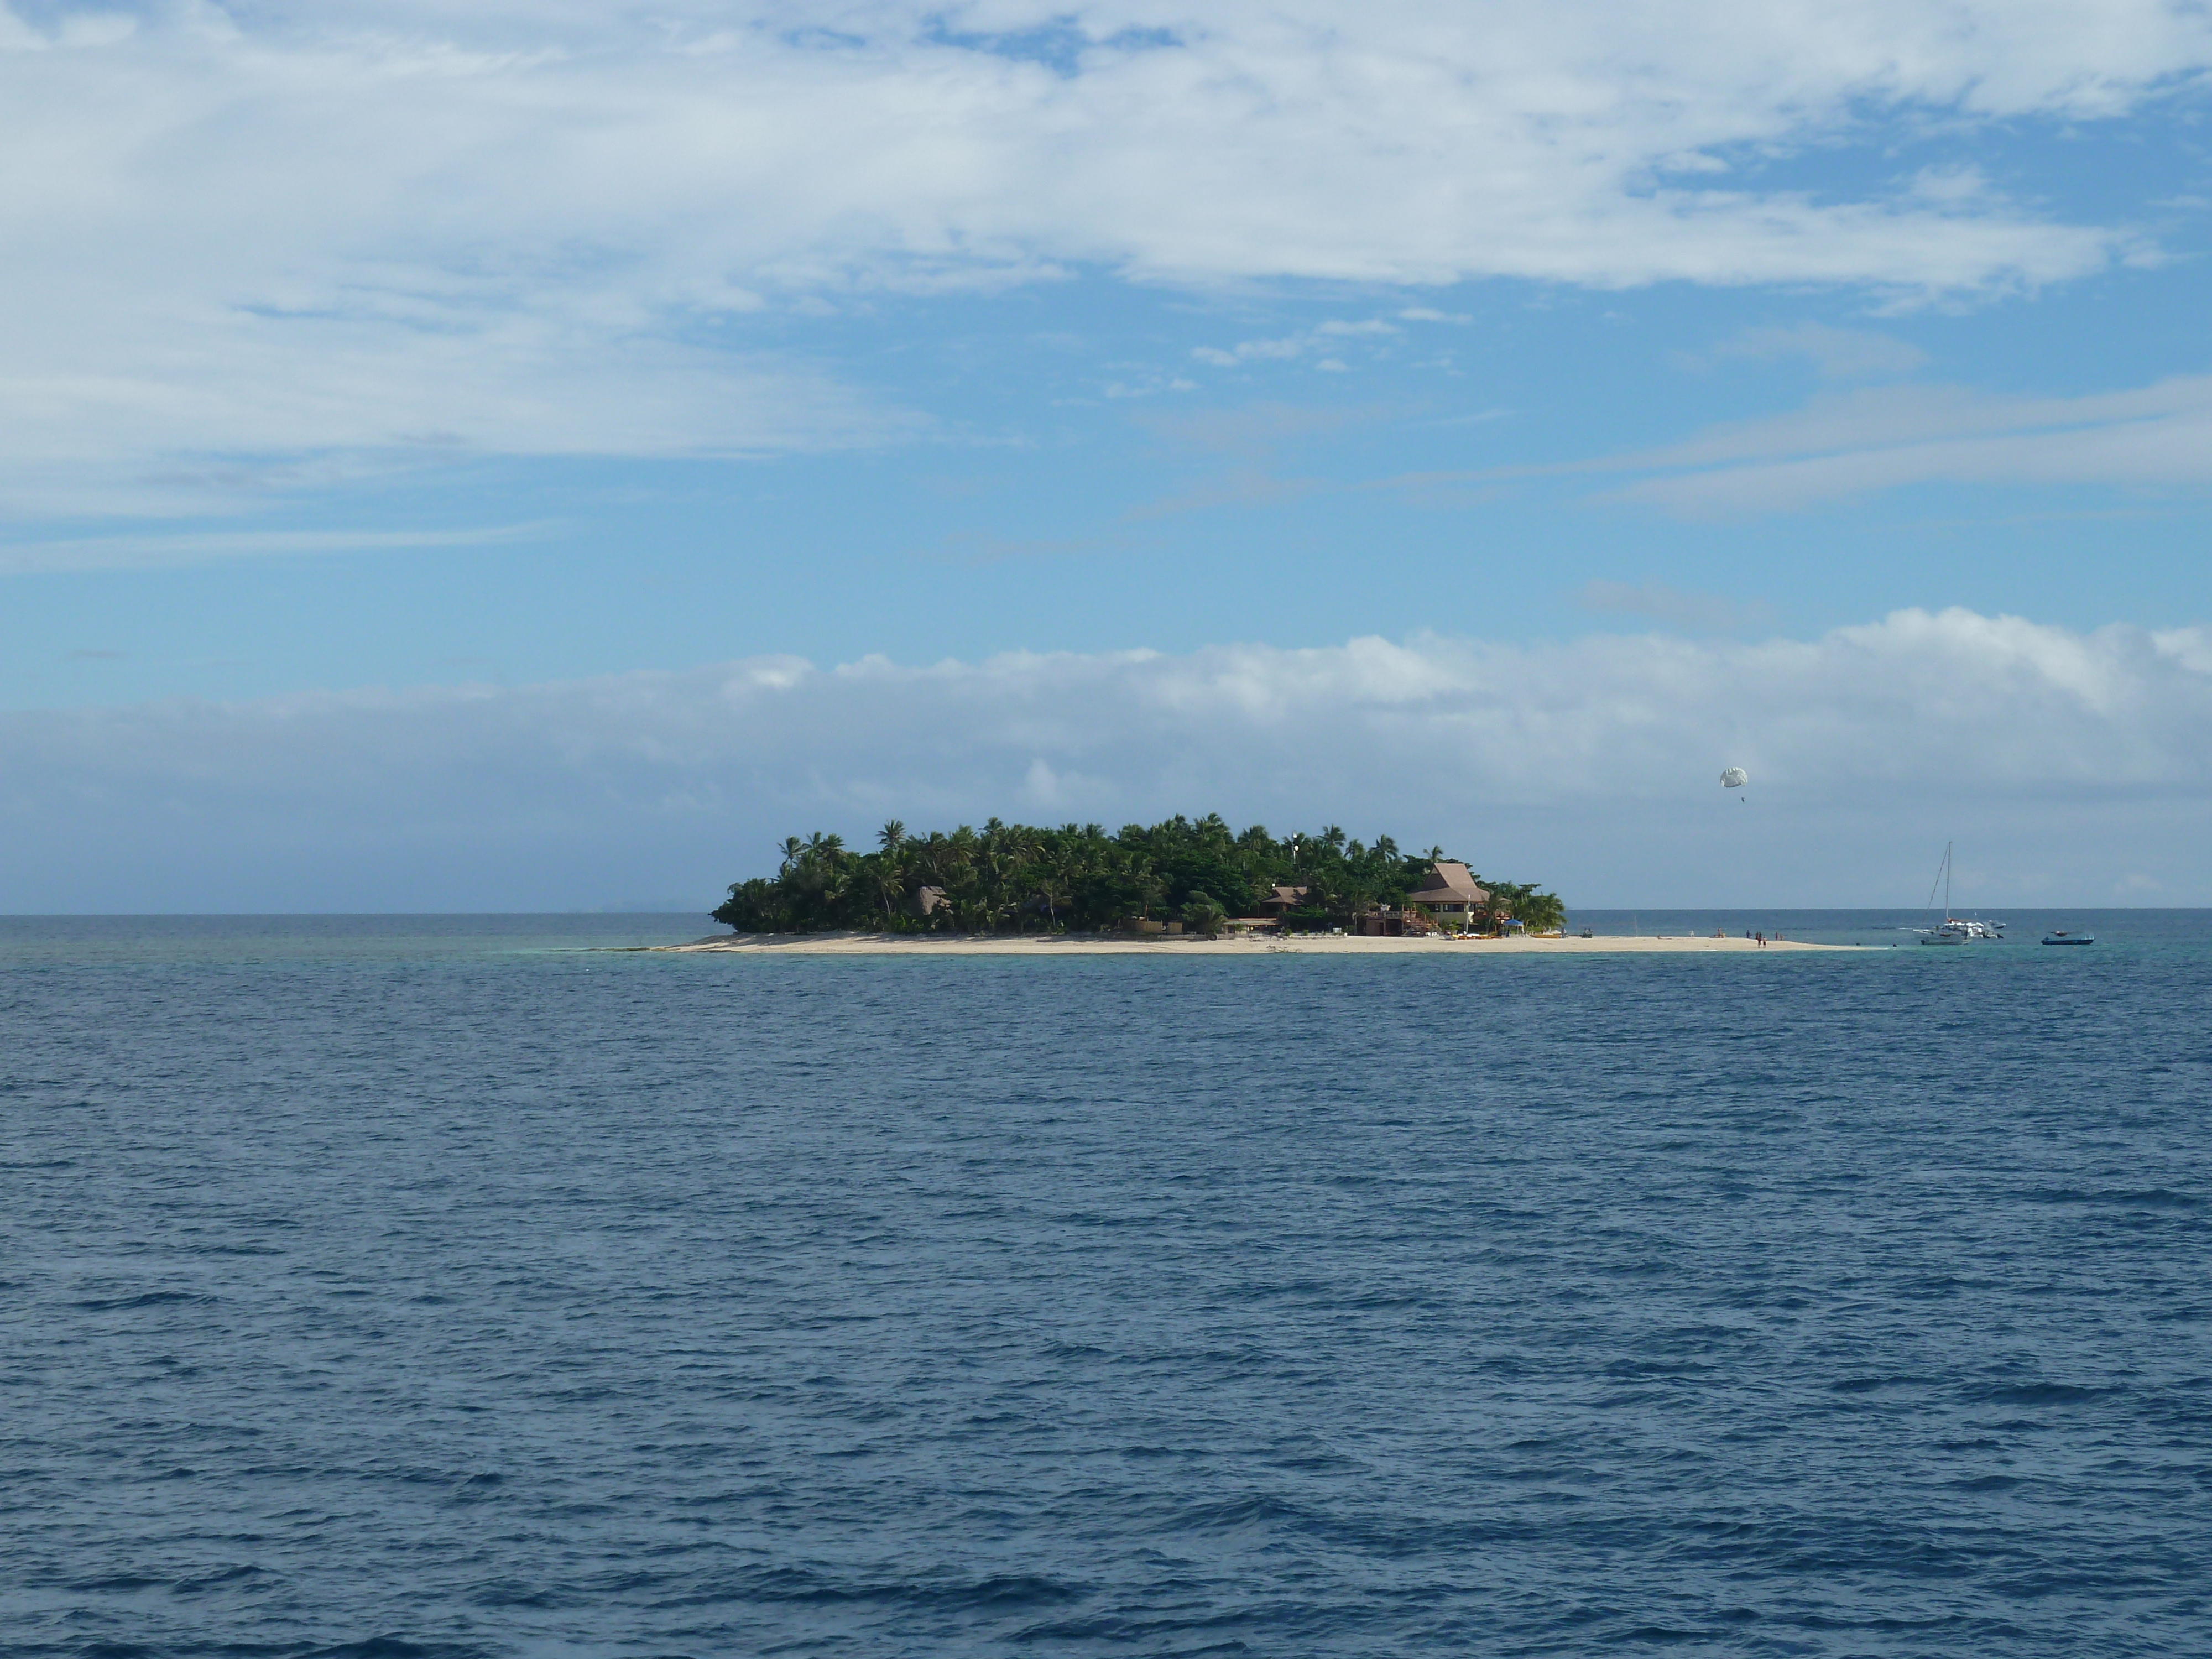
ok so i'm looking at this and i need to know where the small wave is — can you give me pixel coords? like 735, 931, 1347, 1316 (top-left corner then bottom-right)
1969, 1381, 2112, 1406
1828, 1374, 1927, 1394
298, 1639, 493, 1659
727, 1566, 1086, 1611
467, 1579, 567, 1610
1014, 1620, 1255, 1652
67, 1290, 216, 1312
171, 1564, 268, 1595
2025, 1186, 2203, 1209
932, 1574, 1085, 1610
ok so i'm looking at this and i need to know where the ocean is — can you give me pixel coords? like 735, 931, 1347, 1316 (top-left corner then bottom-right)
3, 912, 2206, 1656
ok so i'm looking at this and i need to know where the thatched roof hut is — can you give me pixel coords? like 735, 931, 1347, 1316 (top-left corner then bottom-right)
1404, 862, 1490, 912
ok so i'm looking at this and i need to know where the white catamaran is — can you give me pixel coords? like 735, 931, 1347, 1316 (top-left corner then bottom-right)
1918, 842, 2005, 945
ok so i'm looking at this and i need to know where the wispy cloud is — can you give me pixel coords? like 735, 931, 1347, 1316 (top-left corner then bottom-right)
1693, 322, 1929, 379
1191, 318, 1402, 368
1134, 403, 1373, 460
0, 521, 559, 576
1601, 373, 2212, 514
1123, 400, 1378, 518
0, 1, 2195, 509
6, 609, 2209, 909
1392, 370, 2212, 515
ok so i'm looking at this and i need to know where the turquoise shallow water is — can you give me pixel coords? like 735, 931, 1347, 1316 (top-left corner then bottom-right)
1572, 910, 2203, 954
2, 914, 2208, 1656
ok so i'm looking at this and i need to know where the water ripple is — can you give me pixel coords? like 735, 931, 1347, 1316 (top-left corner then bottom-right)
2, 924, 2208, 1655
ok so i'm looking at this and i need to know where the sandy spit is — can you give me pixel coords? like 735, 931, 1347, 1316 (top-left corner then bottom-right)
648, 932, 1853, 956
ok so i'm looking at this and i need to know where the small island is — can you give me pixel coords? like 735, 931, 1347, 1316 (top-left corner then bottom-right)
652, 815, 1846, 953
712, 815, 1563, 937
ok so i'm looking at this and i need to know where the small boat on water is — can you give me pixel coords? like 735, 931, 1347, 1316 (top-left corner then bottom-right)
1924, 917, 2006, 945
1917, 843, 2005, 946
2041, 930, 2095, 946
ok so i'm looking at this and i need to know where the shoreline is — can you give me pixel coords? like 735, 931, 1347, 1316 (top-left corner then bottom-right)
648, 931, 1855, 956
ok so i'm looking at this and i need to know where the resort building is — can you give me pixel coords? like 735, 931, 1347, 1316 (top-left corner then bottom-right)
1403, 861, 1491, 928
1351, 904, 1424, 937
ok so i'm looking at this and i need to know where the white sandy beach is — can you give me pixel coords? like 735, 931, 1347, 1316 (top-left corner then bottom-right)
654, 931, 1850, 956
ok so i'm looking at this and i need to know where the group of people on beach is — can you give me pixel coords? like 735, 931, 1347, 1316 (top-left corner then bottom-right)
1713, 928, 1783, 946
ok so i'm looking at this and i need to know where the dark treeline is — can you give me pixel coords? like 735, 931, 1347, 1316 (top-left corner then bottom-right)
713, 814, 1565, 935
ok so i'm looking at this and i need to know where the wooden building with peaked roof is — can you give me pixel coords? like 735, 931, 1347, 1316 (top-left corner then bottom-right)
1404, 861, 1490, 927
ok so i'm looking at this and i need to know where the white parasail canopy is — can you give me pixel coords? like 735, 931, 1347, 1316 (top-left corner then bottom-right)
1720, 767, 1749, 790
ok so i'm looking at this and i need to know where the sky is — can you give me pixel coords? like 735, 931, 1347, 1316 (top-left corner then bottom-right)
4, 0, 2212, 911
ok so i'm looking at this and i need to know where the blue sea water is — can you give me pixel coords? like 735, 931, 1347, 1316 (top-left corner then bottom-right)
2, 912, 2208, 1657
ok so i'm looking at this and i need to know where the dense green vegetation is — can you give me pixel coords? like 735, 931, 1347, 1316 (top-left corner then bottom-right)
713, 815, 1566, 935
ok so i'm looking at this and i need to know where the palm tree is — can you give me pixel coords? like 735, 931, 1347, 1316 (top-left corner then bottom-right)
1183, 890, 1227, 937
873, 862, 907, 924
951, 890, 997, 934
978, 820, 1014, 889
726, 812, 1566, 940
912, 832, 952, 888
1135, 867, 1167, 920
1031, 870, 1072, 929
1517, 890, 1567, 935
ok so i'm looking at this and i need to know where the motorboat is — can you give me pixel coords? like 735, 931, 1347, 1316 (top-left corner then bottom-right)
2041, 930, 2095, 946
1917, 843, 2006, 945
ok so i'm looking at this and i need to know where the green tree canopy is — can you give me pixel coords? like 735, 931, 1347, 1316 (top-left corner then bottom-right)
712, 815, 1566, 936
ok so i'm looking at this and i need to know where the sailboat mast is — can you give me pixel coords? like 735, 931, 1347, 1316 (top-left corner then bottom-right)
1944, 841, 1952, 920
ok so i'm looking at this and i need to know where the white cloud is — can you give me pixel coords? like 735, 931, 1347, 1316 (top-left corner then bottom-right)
1, 1, 2201, 506
0, 300, 915, 517
1188, 315, 1401, 371
5, 608, 2209, 909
